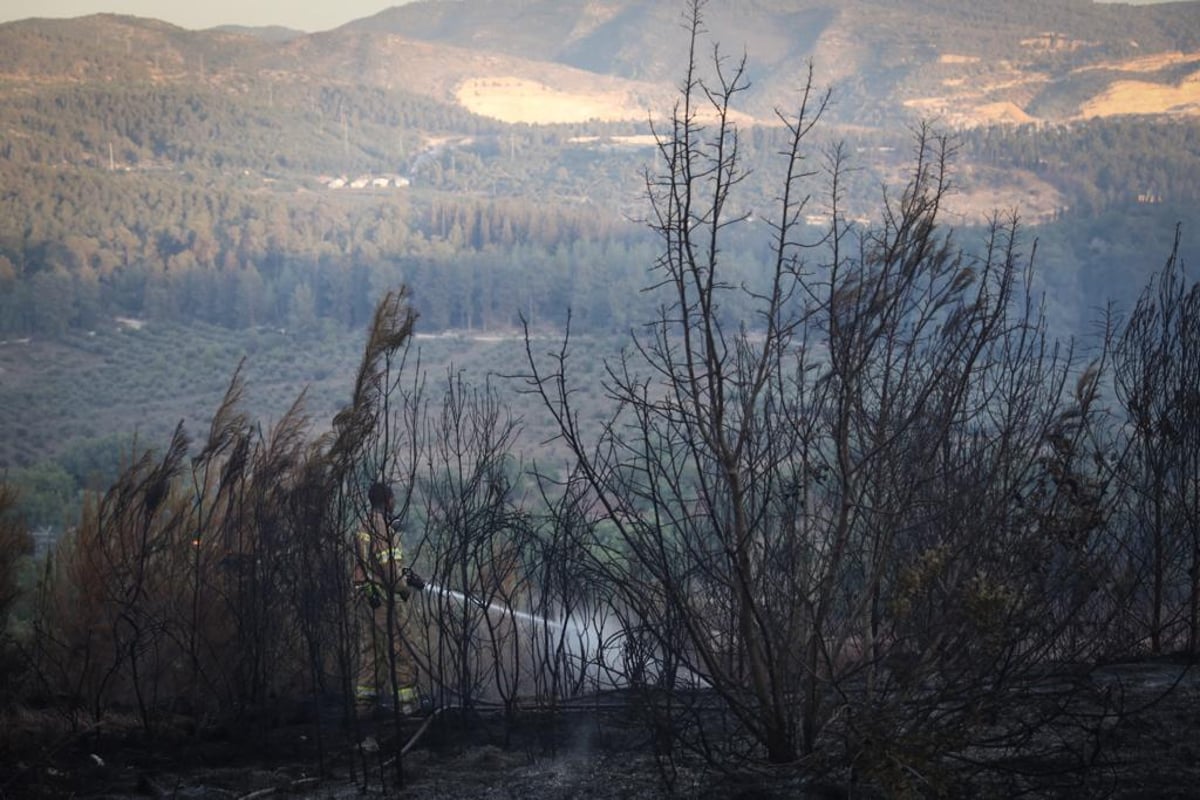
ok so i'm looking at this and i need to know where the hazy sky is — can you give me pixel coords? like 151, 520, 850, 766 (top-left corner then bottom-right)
0, 0, 1180, 33
0, 1, 415, 32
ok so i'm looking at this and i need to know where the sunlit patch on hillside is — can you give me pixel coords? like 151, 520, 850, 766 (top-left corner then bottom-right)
903, 59, 1053, 127
455, 76, 654, 124
455, 75, 762, 127
903, 95, 1040, 127
906, 53, 1200, 124
974, 101, 1037, 124
1076, 73, 1200, 118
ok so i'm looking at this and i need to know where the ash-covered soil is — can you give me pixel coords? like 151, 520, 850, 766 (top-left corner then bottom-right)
4, 660, 1198, 799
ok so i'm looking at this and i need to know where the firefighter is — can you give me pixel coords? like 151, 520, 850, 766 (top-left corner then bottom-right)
354, 480, 421, 713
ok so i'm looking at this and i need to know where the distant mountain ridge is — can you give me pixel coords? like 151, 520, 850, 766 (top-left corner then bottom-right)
342, 0, 1200, 123
1, 0, 1199, 127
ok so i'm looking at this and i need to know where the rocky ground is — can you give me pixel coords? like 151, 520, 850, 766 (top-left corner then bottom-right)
3, 659, 1198, 799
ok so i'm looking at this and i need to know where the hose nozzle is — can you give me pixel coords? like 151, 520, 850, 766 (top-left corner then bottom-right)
402, 567, 426, 591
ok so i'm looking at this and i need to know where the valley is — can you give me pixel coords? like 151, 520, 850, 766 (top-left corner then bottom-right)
3, 0, 1199, 525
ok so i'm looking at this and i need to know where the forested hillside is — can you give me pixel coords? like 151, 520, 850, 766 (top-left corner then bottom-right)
1, 0, 1198, 494
2, 3, 1199, 340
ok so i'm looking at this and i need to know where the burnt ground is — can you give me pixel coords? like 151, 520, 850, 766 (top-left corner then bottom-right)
3, 659, 1199, 800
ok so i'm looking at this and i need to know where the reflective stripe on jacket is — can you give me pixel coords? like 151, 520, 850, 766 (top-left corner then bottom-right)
358, 529, 403, 564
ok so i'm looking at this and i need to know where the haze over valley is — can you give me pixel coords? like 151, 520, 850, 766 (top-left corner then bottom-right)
3, 0, 1199, 518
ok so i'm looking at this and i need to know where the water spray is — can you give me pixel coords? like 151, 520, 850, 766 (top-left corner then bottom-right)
413, 578, 710, 693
